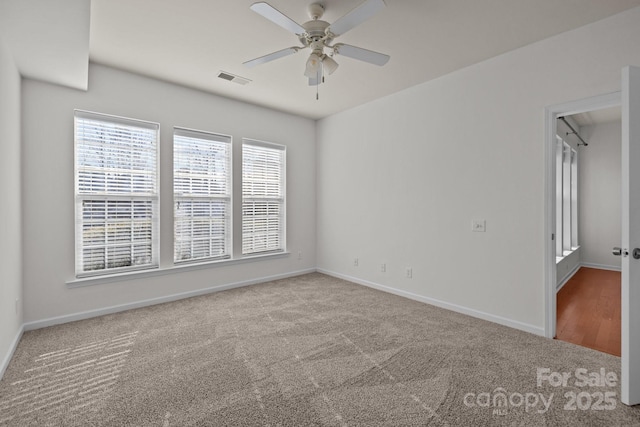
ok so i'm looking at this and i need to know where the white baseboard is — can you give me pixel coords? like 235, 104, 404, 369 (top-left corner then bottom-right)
0, 325, 24, 380
317, 269, 545, 337
23, 268, 316, 331
580, 262, 621, 272
556, 263, 581, 292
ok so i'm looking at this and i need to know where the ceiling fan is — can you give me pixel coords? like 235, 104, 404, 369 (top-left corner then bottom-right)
243, 0, 390, 87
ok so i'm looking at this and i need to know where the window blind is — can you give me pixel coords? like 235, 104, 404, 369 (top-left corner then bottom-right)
242, 140, 286, 255
555, 137, 579, 258
74, 110, 159, 276
174, 128, 231, 262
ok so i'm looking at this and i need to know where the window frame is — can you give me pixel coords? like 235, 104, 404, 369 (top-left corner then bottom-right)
74, 110, 160, 278
241, 139, 287, 256
555, 136, 579, 259
555, 136, 564, 257
69, 112, 293, 287
173, 127, 232, 264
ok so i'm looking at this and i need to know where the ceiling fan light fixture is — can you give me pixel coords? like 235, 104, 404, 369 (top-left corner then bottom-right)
246, 0, 390, 91
322, 55, 339, 75
304, 53, 321, 77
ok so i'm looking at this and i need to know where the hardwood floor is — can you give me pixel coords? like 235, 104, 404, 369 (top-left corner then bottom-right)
556, 267, 621, 356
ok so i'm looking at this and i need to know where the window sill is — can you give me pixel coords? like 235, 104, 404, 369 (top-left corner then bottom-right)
555, 246, 580, 265
66, 251, 290, 288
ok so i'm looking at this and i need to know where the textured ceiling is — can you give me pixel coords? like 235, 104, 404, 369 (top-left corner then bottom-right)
88, 0, 640, 119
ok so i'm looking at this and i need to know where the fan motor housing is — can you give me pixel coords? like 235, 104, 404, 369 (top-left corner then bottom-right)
301, 19, 331, 46
302, 19, 329, 37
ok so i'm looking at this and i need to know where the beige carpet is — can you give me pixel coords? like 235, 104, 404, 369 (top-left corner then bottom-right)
1, 273, 639, 426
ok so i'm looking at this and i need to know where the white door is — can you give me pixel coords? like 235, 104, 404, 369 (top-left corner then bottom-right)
621, 65, 640, 405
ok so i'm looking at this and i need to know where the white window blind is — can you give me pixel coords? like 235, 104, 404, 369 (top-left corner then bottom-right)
174, 128, 231, 262
555, 137, 563, 257
555, 137, 578, 259
74, 110, 159, 276
242, 140, 286, 255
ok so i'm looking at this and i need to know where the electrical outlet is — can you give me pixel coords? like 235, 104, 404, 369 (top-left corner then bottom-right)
298, 251, 302, 260
381, 263, 386, 273
354, 258, 359, 267
406, 268, 412, 279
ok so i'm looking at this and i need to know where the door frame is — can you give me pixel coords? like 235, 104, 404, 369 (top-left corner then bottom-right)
544, 91, 621, 339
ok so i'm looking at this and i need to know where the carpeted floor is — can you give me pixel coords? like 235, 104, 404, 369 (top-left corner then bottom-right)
1, 273, 639, 426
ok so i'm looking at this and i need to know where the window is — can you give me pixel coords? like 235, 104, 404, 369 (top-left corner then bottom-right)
242, 140, 286, 255
556, 137, 578, 259
73, 111, 289, 282
173, 128, 231, 262
74, 111, 159, 276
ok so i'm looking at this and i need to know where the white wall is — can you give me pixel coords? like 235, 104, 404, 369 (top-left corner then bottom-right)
0, 35, 23, 375
579, 120, 622, 270
316, 7, 640, 334
21, 63, 316, 324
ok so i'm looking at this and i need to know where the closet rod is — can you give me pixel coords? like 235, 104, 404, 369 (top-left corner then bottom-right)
558, 116, 588, 147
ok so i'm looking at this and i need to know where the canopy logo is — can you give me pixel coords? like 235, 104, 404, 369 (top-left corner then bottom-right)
463, 367, 618, 416
463, 388, 553, 416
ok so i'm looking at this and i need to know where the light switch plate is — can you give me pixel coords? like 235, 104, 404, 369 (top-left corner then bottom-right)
472, 219, 486, 232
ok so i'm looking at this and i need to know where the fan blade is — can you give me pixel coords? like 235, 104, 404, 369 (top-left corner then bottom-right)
244, 47, 300, 68
334, 43, 389, 66
250, 2, 305, 35
329, 0, 386, 37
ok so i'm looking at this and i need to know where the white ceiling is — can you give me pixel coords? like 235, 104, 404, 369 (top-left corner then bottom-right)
570, 106, 622, 127
5, 1, 640, 120
88, 0, 640, 119
0, 0, 90, 90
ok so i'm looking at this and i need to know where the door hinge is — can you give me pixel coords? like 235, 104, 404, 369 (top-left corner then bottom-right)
551, 233, 555, 241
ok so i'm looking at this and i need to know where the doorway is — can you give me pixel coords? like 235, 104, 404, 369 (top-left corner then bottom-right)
554, 107, 622, 356
544, 91, 621, 340
546, 67, 640, 406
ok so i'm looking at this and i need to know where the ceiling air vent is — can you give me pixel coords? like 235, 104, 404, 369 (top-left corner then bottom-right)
217, 71, 251, 85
